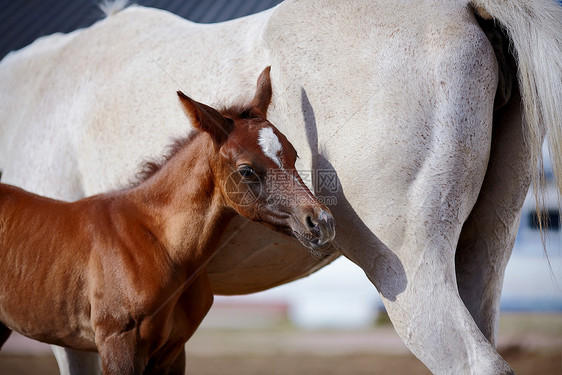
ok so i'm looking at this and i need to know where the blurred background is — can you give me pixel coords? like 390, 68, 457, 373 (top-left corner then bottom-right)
1, 1, 560, 374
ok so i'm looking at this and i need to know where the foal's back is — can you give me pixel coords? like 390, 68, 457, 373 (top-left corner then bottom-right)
0, 183, 115, 256
0, 183, 127, 350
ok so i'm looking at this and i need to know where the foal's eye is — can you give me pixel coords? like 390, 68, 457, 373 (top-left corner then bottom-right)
238, 165, 256, 179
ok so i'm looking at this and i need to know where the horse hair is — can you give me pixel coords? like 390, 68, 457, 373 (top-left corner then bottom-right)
130, 103, 258, 188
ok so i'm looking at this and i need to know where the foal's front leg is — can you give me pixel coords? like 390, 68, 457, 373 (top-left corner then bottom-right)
96, 328, 147, 375
145, 349, 186, 375
144, 273, 214, 375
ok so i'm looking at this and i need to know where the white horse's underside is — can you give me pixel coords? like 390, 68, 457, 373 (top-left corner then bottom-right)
1, 0, 561, 374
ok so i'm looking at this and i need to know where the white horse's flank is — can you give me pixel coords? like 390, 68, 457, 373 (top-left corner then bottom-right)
1, 0, 561, 374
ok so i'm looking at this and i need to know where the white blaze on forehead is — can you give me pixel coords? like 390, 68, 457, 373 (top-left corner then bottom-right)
258, 127, 283, 167
258, 126, 317, 203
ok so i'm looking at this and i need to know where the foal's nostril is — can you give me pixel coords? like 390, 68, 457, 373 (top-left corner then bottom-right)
296, 208, 335, 249
306, 215, 317, 229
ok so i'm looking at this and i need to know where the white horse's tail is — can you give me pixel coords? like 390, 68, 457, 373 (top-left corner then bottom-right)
472, 0, 562, 203
99, 0, 129, 17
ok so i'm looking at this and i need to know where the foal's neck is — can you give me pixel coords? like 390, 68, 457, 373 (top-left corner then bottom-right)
126, 133, 232, 272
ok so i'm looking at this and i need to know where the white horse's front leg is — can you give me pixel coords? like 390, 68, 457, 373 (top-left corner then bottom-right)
52, 346, 101, 375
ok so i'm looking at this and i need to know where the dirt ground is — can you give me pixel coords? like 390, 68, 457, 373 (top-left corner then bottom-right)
1, 350, 560, 375
1, 314, 560, 374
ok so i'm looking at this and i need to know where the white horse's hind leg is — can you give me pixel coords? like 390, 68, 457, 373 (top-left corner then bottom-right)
323, 25, 513, 375
264, 1, 515, 370
52, 346, 101, 375
456, 88, 531, 345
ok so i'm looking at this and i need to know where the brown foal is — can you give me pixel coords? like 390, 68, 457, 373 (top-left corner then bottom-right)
0, 67, 335, 374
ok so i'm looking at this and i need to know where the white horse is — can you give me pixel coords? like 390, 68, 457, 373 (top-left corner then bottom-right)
1, 0, 560, 374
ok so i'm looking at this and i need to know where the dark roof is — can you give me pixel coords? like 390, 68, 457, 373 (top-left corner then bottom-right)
0, 0, 283, 60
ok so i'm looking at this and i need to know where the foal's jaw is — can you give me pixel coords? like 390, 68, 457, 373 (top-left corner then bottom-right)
244, 168, 336, 252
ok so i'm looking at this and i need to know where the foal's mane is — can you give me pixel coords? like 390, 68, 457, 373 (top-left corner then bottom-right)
130, 103, 258, 188
130, 132, 197, 188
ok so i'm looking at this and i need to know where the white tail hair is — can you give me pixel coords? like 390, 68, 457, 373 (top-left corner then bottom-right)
99, 0, 130, 17
471, 0, 562, 218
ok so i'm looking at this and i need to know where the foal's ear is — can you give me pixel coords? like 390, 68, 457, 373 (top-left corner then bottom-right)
177, 91, 234, 145
250, 66, 272, 118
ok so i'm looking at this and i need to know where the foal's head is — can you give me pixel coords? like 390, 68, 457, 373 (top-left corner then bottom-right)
177, 67, 335, 251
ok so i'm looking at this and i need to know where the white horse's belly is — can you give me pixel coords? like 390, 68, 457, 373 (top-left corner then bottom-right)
206, 216, 338, 294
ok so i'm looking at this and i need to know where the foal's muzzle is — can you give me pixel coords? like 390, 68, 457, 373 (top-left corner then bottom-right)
295, 206, 335, 250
